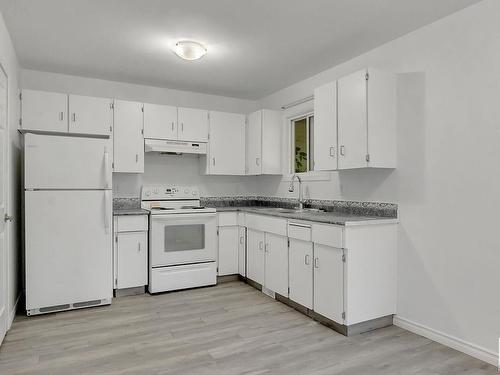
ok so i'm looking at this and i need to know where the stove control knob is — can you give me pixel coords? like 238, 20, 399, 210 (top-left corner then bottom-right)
145, 191, 151, 197
184, 189, 189, 195
192, 191, 197, 196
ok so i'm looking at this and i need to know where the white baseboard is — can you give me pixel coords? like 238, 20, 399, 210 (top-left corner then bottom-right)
394, 316, 498, 367
8, 292, 21, 330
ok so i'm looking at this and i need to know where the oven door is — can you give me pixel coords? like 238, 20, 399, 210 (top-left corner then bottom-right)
150, 213, 216, 267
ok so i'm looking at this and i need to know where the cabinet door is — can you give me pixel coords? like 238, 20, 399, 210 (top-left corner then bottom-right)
178, 107, 208, 142
314, 82, 338, 170
143, 103, 178, 140
261, 110, 282, 174
21, 89, 68, 132
238, 226, 246, 277
68, 94, 112, 136
113, 100, 144, 173
247, 229, 265, 285
289, 238, 313, 309
218, 226, 239, 276
313, 244, 344, 323
208, 111, 245, 175
246, 110, 262, 175
337, 69, 367, 169
116, 232, 147, 289
264, 233, 288, 296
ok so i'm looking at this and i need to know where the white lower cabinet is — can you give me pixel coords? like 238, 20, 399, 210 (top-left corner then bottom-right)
247, 228, 265, 285
238, 226, 246, 277
113, 215, 148, 290
313, 244, 344, 323
218, 226, 239, 276
288, 238, 313, 309
263, 233, 288, 296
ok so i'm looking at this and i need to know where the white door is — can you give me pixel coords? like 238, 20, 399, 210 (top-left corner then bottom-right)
217, 226, 239, 276
313, 244, 344, 323
21, 89, 68, 133
289, 239, 313, 309
113, 100, 144, 173
246, 110, 262, 175
208, 111, 245, 175
116, 232, 147, 289
314, 82, 338, 171
337, 69, 368, 169
264, 233, 288, 296
0, 67, 8, 344
68, 95, 112, 136
246, 229, 265, 285
150, 213, 216, 267
177, 107, 208, 142
25, 190, 112, 310
24, 133, 112, 189
143, 103, 178, 140
238, 226, 246, 277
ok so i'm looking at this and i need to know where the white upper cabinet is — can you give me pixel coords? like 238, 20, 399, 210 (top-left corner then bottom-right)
21, 89, 68, 133
314, 82, 338, 171
68, 94, 113, 136
143, 103, 178, 140
113, 100, 144, 173
207, 111, 245, 175
337, 68, 396, 169
246, 109, 282, 175
177, 107, 208, 142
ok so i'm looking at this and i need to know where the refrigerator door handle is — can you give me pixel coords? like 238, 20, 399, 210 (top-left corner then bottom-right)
104, 190, 110, 234
104, 148, 111, 189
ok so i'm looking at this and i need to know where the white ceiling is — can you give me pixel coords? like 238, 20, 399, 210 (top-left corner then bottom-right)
0, 0, 482, 99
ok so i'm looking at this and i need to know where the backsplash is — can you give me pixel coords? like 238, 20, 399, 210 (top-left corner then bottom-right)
201, 196, 398, 218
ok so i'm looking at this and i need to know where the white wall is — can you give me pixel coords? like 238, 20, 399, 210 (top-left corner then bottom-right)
257, 0, 500, 362
19, 69, 260, 198
0, 13, 21, 329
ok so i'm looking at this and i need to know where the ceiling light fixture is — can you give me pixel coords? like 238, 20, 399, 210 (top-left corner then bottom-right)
173, 41, 207, 61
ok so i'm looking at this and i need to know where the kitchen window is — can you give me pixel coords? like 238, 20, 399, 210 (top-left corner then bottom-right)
291, 114, 314, 174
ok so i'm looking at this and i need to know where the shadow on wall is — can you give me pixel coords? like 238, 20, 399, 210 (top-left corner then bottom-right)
338, 72, 427, 204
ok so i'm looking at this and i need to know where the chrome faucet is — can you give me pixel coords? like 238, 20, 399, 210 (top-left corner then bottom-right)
289, 174, 305, 210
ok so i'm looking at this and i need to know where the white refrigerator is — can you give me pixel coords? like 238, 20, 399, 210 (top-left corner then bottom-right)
24, 133, 113, 315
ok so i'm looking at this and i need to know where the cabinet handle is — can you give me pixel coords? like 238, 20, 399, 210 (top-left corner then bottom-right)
212, 157, 216, 166
305, 254, 310, 265
59, 112, 64, 121
314, 257, 319, 268
72, 113, 76, 122
138, 242, 141, 252
256, 157, 260, 166
329, 146, 335, 157
340, 145, 345, 156
239, 236, 244, 245
259, 241, 263, 250
264, 243, 269, 253
171, 122, 174, 131
136, 154, 139, 163
181, 123, 184, 132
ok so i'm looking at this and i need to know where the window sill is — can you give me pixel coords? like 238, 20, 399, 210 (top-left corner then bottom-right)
281, 171, 332, 182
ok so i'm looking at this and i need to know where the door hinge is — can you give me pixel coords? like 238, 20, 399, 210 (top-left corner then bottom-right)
19, 92, 22, 100
342, 254, 346, 263
342, 312, 346, 320
365, 154, 370, 163
287, 239, 290, 247
365, 72, 369, 81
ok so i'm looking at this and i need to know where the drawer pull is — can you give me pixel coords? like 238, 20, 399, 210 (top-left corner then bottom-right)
305, 254, 310, 265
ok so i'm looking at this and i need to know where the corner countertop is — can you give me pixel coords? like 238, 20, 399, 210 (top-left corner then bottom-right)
212, 206, 399, 226
113, 208, 149, 216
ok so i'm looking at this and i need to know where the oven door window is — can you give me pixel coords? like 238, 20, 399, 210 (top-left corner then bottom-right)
164, 224, 205, 252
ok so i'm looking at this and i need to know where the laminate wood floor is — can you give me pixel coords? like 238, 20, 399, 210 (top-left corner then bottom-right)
0, 281, 496, 374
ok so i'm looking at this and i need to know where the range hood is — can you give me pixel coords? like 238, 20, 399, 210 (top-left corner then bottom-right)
145, 139, 207, 155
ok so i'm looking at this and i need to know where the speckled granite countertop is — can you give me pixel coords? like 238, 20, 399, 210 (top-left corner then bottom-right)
113, 198, 148, 216
113, 208, 149, 216
202, 196, 398, 226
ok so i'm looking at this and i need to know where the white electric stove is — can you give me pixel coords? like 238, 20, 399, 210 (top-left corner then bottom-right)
141, 186, 217, 294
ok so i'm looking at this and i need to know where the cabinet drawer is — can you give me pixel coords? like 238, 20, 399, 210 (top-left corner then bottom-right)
312, 223, 343, 248
116, 215, 148, 232
217, 212, 238, 226
245, 214, 287, 236
288, 222, 311, 241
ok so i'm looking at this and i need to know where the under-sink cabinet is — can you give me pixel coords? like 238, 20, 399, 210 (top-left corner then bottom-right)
113, 215, 148, 292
